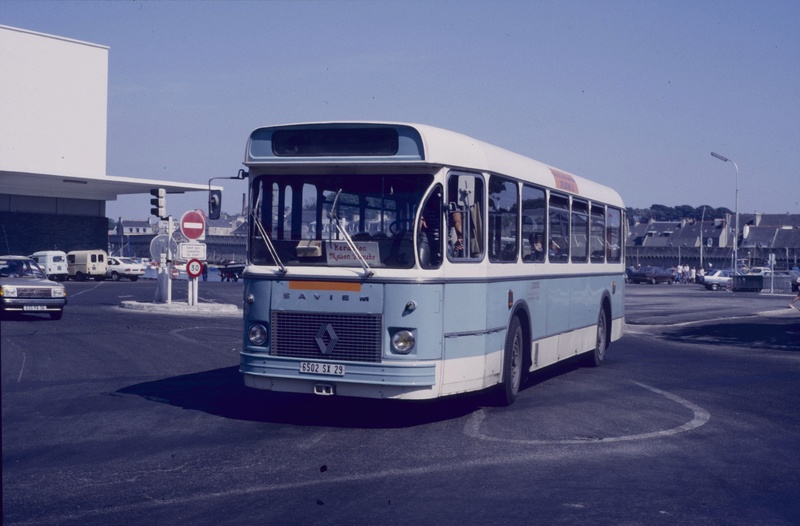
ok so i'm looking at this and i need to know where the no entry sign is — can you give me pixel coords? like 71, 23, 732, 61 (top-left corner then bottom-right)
180, 210, 206, 240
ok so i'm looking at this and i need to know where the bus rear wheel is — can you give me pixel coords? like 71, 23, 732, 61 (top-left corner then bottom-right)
584, 307, 608, 367
495, 316, 523, 406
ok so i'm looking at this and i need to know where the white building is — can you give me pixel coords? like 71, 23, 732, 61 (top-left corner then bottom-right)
0, 25, 217, 254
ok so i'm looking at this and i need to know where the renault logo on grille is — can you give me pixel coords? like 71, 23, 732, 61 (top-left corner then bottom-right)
315, 323, 338, 355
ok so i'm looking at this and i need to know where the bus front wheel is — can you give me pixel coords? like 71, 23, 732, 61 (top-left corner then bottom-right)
496, 316, 523, 406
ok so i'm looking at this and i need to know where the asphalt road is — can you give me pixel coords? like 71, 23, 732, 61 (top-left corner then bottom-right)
2, 280, 799, 525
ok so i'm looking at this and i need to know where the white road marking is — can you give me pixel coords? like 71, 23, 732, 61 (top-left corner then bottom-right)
69, 282, 105, 296
463, 380, 710, 444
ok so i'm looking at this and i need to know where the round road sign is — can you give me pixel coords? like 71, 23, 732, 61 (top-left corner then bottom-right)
186, 258, 203, 279
149, 234, 179, 261
180, 210, 206, 240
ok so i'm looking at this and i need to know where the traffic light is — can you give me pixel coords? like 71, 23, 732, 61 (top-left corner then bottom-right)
150, 188, 166, 219
208, 189, 222, 220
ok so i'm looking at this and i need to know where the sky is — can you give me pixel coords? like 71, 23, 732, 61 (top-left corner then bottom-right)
4, 0, 799, 220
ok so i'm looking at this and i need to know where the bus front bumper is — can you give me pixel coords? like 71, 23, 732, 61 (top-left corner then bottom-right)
240, 352, 439, 399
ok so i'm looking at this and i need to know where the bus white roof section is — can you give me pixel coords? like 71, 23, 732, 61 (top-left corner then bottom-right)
245, 122, 624, 208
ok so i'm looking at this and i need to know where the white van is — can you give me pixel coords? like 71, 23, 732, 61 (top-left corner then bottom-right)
67, 250, 108, 281
29, 250, 69, 281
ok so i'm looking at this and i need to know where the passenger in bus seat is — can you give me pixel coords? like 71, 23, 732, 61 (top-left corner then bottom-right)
530, 234, 544, 261
549, 239, 561, 259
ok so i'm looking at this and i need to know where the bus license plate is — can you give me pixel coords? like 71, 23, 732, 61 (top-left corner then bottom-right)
299, 362, 345, 376
23, 305, 47, 311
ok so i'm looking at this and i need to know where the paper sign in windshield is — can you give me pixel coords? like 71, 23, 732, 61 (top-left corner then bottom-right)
326, 241, 380, 266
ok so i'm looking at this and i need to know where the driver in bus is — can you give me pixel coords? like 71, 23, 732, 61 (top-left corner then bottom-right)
450, 211, 464, 255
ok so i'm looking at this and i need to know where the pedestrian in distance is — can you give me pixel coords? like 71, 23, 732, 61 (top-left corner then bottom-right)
790, 277, 800, 311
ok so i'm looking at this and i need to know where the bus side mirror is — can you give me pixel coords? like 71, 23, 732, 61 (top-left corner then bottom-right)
209, 189, 222, 220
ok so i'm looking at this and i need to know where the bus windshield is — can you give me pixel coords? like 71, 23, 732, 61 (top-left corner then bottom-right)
249, 173, 437, 269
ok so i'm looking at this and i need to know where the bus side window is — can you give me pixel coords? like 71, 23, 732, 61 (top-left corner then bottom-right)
590, 204, 605, 263
447, 174, 484, 260
522, 184, 546, 262
571, 200, 588, 263
548, 193, 570, 262
488, 176, 519, 263
606, 207, 622, 263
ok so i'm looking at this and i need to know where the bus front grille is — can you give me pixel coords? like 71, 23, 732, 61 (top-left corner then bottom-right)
270, 311, 383, 363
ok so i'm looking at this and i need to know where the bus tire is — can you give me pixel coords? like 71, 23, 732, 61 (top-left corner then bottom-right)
496, 316, 523, 406
585, 307, 608, 367
75, 272, 86, 282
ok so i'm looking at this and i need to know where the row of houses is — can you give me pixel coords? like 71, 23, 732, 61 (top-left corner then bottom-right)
627, 212, 800, 270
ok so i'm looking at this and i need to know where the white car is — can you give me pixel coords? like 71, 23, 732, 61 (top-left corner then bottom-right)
106, 257, 146, 281
703, 269, 737, 291
1, 256, 67, 320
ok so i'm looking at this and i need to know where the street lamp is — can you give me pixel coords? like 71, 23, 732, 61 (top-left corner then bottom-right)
711, 152, 739, 270
700, 205, 706, 269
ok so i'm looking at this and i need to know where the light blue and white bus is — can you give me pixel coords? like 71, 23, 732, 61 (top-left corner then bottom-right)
231, 122, 625, 405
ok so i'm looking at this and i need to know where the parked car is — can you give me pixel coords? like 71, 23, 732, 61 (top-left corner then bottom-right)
217, 261, 243, 282
29, 250, 69, 281
0, 255, 67, 320
702, 269, 737, 291
624, 266, 635, 283
106, 257, 146, 281
629, 266, 674, 284
67, 249, 108, 281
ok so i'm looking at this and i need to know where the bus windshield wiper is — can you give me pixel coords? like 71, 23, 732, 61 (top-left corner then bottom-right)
252, 190, 287, 274
331, 189, 373, 278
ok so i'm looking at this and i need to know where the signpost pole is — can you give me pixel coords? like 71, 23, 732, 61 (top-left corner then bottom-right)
180, 212, 207, 307
185, 258, 204, 306
167, 216, 173, 304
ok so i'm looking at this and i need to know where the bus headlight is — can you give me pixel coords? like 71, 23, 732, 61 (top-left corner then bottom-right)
391, 330, 415, 354
248, 323, 268, 346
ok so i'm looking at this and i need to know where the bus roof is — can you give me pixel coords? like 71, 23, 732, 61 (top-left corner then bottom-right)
245, 122, 624, 207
